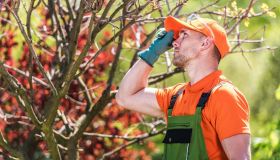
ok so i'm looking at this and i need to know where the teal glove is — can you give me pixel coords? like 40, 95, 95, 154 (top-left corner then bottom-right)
138, 28, 174, 67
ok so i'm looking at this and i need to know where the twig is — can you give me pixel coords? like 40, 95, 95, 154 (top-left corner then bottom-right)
68, 0, 86, 62
99, 127, 166, 160
8, 6, 58, 96
80, 20, 136, 74
49, 0, 67, 43
229, 46, 278, 53
229, 39, 264, 43
72, 7, 127, 142
57, 110, 74, 135
65, 95, 87, 106
0, 132, 25, 160
198, 7, 276, 19
230, 26, 266, 53
65, 0, 75, 20
0, 62, 42, 129
77, 76, 92, 107
83, 120, 165, 140
41, 123, 62, 160
148, 68, 184, 85
226, 0, 256, 35
3, 63, 86, 107
26, 0, 36, 106
3, 63, 49, 88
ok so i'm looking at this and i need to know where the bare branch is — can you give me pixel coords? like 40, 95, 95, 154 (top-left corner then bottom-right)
79, 19, 136, 76
229, 39, 264, 43
68, 0, 86, 62
0, 62, 42, 129
26, 0, 36, 107
77, 74, 93, 107
226, 0, 256, 35
149, 68, 184, 85
230, 26, 267, 54
3, 64, 49, 88
8, 6, 58, 96
229, 46, 278, 54
57, 110, 74, 135
198, 7, 276, 19
3, 63, 87, 107
49, 0, 67, 43
0, 132, 25, 160
72, 7, 127, 142
83, 120, 165, 140
65, 0, 75, 20
99, 127, 166, 160
41, 123, 62, 160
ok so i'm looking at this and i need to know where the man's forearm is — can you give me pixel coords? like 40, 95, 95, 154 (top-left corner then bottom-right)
117, 59, 152, 100
116, 29, 173, 113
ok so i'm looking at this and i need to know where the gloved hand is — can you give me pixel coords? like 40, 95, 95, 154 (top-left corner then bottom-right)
138, 28, 174, 67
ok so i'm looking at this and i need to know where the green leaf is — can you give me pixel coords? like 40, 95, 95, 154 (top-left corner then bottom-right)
275, 85, 280, 100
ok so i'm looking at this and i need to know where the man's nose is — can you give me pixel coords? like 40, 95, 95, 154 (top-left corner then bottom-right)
172, 38, 180, 48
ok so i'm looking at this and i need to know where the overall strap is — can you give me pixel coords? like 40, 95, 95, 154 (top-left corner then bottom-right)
167, 81, 230, 111
197, 81, 230, 109
168, 88, 184, 109
197, 92, 211, 109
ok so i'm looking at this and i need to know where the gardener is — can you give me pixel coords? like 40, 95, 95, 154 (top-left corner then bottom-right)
116, 15, 250, 160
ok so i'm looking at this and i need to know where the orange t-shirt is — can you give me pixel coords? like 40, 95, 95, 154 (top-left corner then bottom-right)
156, 70, 250, 160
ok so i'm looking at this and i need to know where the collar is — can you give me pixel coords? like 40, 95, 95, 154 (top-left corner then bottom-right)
185, 70, 222, 93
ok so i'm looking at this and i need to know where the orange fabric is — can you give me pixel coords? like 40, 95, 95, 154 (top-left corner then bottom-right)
156, 70, 250, 160
164, 16, 230, 58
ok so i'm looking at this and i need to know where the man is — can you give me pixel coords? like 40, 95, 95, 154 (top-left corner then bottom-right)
116, 15, 250, 160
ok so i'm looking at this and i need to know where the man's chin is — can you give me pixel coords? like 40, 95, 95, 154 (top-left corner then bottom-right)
172, 60, 186, 68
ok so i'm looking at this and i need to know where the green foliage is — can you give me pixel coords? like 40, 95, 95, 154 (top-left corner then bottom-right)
276, 85, 280, 101
252, 120, 280, 159
250, 48, 280, 159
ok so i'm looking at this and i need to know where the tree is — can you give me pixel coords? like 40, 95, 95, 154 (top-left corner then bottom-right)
0, 0, 277, 159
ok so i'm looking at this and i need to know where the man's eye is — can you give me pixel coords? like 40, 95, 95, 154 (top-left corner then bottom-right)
179, 31, 188, 38
182, 32, 188, 38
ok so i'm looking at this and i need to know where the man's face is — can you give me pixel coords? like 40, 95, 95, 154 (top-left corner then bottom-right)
172, 29, 205, 68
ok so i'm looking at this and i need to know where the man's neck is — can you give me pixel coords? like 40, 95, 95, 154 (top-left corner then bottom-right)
185, 59, 218, 85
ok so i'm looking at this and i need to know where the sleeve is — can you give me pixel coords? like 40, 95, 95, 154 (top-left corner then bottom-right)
155, 84, 184, 118
155, 87, 173, 114
209, 85, 250, 141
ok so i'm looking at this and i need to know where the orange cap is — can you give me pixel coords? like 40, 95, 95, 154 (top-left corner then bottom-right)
164, 16, 230, 58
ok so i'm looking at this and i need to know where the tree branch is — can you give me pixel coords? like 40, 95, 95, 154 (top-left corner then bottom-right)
0, 62, 42, 129
68, 0, 86, 62
148, 68, 184, 85
198, 7, 276, 19
226, 0, 256, 35
99, 127, 166, 160
77, 76, 93, 111
72, 7, 127, 142
65, 0, 75, 20
83, 120, 165, 140
41, 123, 62, 160
8, 6, 58, 96
0, 132, 25, 160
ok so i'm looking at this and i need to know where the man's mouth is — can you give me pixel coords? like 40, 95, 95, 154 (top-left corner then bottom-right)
173, 48, 180, 53
174, 50, 179, 54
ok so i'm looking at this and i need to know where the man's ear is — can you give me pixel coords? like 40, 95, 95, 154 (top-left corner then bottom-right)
201, 37, 214, 51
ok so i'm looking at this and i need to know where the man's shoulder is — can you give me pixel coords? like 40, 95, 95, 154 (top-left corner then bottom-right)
210, 81, 248, 103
